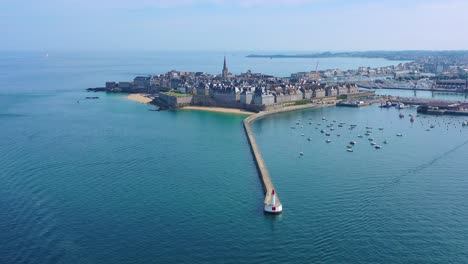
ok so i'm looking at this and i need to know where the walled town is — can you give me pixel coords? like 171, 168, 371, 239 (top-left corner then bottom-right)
89, 52, 468, 111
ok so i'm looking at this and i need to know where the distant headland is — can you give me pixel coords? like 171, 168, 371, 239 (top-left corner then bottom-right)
247, 50, 468, 61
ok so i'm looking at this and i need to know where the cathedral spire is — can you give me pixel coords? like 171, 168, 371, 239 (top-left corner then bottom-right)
222, 56, 229, 78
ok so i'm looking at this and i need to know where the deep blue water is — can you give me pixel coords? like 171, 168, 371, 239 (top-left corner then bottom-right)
1, 52, 467, 263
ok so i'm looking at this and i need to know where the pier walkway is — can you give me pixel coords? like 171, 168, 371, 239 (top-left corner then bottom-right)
243, 103, 330, 211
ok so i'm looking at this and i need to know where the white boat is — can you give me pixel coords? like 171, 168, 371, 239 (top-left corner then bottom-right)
463, 121, 468, 126
347, 149, 354, 152
299, 152, 304, 155
326, 139, 332, 143
308, 137, 312, 141
358, 135, 363, 138
301, 134, 305, 136
370, 142, 376, 146
350, 141, 357, 145
375, 145, 381, 149
396, 133, 403, 137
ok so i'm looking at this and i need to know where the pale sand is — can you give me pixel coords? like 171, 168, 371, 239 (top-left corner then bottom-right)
127, 94, 152, 104
181, 106, 254, 115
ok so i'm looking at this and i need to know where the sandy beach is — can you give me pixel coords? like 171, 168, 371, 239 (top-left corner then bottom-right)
127, 94, 153, 104
181, 106, 254, 115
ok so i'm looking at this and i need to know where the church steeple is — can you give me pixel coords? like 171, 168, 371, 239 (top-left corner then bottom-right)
222, 56, 229, 78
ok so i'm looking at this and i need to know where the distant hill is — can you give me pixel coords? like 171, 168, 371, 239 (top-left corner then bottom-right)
247, 50, 468, 61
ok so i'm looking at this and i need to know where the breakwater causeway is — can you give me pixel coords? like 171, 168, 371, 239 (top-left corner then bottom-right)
243, 103, 330, 213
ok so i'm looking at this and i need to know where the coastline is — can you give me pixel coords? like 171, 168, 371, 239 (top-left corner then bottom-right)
127, 93, 152, 104
181, 106, 254, 115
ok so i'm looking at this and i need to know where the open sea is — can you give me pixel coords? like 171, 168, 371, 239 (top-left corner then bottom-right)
1, 51, 467, 263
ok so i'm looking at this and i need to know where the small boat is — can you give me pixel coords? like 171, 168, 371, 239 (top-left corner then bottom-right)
463, 121, 468, 126
301, 134, 305, 136
370, 142, 376, 146
309, 122, 312, 124
350, 141, 357, 145
308, 137, 312, 141
320, 130, 325, 133
375, 145, 381, 149
378, 128, 384, 130
366, 126, 373, 129
333, 120, 337, 123
396, 133, 403, 137
346, 145, 353, 149
330, 128, 335, 131
368, 137, 374, 141
399, 113, 404, 118
296, 122, 300, 125
347, 149, 354, 152
350, 124, 357, 127
365, 132, 371, 136
322, 117, 326, 120
410, 116, 414, 123
337, 134, 341, 137
338, 124, 343, 127
326, 139, 332, 143
383, 140, 388, 144
325, 133, 331, 136
299, 152, 304, 155
291, 126, 296, 129
358, 135, 363, 138
426, 129, 430, 131
430, 125, 435, 129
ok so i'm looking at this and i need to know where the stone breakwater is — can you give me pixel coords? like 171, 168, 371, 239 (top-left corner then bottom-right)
243, 103, 333, 211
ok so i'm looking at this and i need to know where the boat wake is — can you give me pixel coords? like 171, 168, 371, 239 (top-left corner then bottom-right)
404, 138, 468, 177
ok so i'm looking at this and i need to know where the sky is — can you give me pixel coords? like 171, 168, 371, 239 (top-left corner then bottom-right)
1, 0, 468, 51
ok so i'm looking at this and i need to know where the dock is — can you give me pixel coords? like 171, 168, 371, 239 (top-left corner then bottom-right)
243, 103, 329, 213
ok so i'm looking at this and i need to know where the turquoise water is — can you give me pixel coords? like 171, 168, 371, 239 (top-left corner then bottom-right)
253, 106, 468, 263
1, 52, 468, 263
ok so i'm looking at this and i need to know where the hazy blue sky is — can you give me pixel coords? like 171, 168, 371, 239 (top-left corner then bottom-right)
1, 0, 467, 51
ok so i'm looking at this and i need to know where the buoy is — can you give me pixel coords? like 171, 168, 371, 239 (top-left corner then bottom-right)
264, 189, 282, 214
